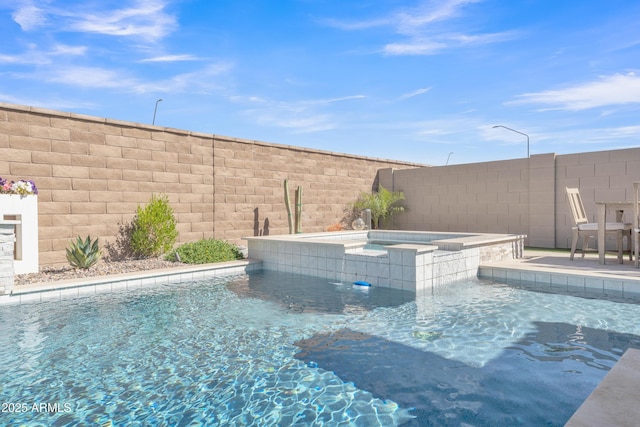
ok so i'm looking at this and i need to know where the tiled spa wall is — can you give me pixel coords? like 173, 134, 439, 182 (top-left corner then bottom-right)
245, 231, 525, 293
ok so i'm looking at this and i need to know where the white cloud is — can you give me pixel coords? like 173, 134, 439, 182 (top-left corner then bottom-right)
12, 3, 47, 31
0, 92, 95, 111
68, 0, 176, 41
235, 93, 366, 134
139, 54, 200, 62
384, 40, 446, 55
325, 0, 513, 56
394, 0, 482, 36
132, 62, 235, 94
9, 1, 176, 41
0, 50, 51, 65
50, 44, 87, 56
325, 0, 479, 33
8, 60, 234, 95
0, 54, 23, 64
44, 66, 137, 88
512, 73, 640, 110
0, 43, 84, 65
262, 114, 336, 134
320, 17, 391, 31
383, 30, 515, 55
302, 95, 366, 106
398, 87, 432, 100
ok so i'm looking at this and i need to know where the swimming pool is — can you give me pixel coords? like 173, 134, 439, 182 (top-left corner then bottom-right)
2, 271, 639, 426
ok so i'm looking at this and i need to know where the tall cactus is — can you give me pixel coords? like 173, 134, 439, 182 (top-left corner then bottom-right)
284, 179, 294, 234
295, 186, 303, 233
284, 180, 303, 234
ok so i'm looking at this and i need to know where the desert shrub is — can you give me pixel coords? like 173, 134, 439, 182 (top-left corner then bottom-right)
130, 194, 178, 257
66, 236, 102, 269
165, 239, 244, 264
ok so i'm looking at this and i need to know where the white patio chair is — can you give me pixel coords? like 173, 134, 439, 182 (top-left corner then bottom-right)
565, 187, 631, 261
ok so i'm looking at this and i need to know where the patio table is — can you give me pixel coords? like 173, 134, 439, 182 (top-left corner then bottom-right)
596, 201, 634, 265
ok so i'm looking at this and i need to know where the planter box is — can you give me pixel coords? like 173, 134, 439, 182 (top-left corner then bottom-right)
0, 194, 39, 274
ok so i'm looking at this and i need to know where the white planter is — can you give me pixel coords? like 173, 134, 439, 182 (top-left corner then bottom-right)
0, 194, 39, 274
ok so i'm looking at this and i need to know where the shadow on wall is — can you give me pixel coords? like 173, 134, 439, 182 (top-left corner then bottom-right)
253, 208, 270, 236
104, 221, 135, 261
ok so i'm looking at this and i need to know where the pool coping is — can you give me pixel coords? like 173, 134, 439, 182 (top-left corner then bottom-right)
565, 348, 640, 427
0, 259, 263, 305
478, 249, 640, 300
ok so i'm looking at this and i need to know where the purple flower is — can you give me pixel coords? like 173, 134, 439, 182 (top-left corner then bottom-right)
0, 176, 38, 196
28, 180, 38, 195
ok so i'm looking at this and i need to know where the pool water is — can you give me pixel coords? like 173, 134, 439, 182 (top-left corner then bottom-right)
1, 271, 640, 426
362, 241, 408, 251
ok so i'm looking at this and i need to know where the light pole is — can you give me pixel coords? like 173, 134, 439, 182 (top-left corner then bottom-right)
152, 98, 163, 125
493, 125, 529, 158
446, 152, 453, 165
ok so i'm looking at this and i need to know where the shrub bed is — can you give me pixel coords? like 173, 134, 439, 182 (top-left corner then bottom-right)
166, 239, 244, 264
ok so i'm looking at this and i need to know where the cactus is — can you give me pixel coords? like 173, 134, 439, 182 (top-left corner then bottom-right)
284, 180, 304, 234
66, 235, 102, 269
295, 186, 303, 233
284, 179, 294, 234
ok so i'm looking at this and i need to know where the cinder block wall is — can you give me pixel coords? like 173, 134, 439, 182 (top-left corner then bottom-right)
388, 158, 530, 235
4, 101, 638, 266
0, 103, 421, 266
555, 148, 640, 249
212, 138, 412, 242
387, 148, 640, 249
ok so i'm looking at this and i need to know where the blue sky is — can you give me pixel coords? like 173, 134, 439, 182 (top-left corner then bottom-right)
1, 0, 639, 165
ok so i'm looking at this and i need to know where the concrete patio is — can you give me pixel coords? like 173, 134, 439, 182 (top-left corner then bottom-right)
490, 247, 640, 277
479, 247, 640, 300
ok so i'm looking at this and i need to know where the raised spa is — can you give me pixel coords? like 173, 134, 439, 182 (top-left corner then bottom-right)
245, 230, 525, 292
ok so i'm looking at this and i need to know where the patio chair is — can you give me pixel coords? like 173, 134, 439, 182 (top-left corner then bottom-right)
565, 187, 631, 261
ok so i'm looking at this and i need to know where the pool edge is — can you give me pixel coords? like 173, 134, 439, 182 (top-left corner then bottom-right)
0, 259, 263, 305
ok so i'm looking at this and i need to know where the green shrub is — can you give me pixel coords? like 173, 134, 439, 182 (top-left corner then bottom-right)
353, 185, 405, 229
66, 236, 102, 269
130, 194, 179, 257
165, 239, 244, 264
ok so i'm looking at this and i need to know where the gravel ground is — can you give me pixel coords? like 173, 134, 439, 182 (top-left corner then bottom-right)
14, 258, 183, 286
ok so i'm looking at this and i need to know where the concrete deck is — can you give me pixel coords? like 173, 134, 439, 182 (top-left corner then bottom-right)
478, 248, 640, 300
565, 348, 640, 427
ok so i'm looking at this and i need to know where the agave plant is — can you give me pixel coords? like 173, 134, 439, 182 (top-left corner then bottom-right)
66, 236, 102, 269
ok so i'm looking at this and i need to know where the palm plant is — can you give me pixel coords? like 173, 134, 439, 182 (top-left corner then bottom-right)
353, 185, 405, 229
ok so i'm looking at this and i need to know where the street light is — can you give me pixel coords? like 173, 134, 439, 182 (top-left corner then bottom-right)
493, 125, 529, 158
446, 152, 453, 165
152, 98, 163, 125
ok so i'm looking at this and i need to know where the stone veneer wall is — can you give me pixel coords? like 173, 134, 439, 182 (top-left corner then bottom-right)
0, 102, 422, 266
0, 223, 15, 294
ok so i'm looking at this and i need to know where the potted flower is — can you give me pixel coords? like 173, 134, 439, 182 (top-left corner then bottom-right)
0, 176, 39, 274
0, 176, 38, 197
